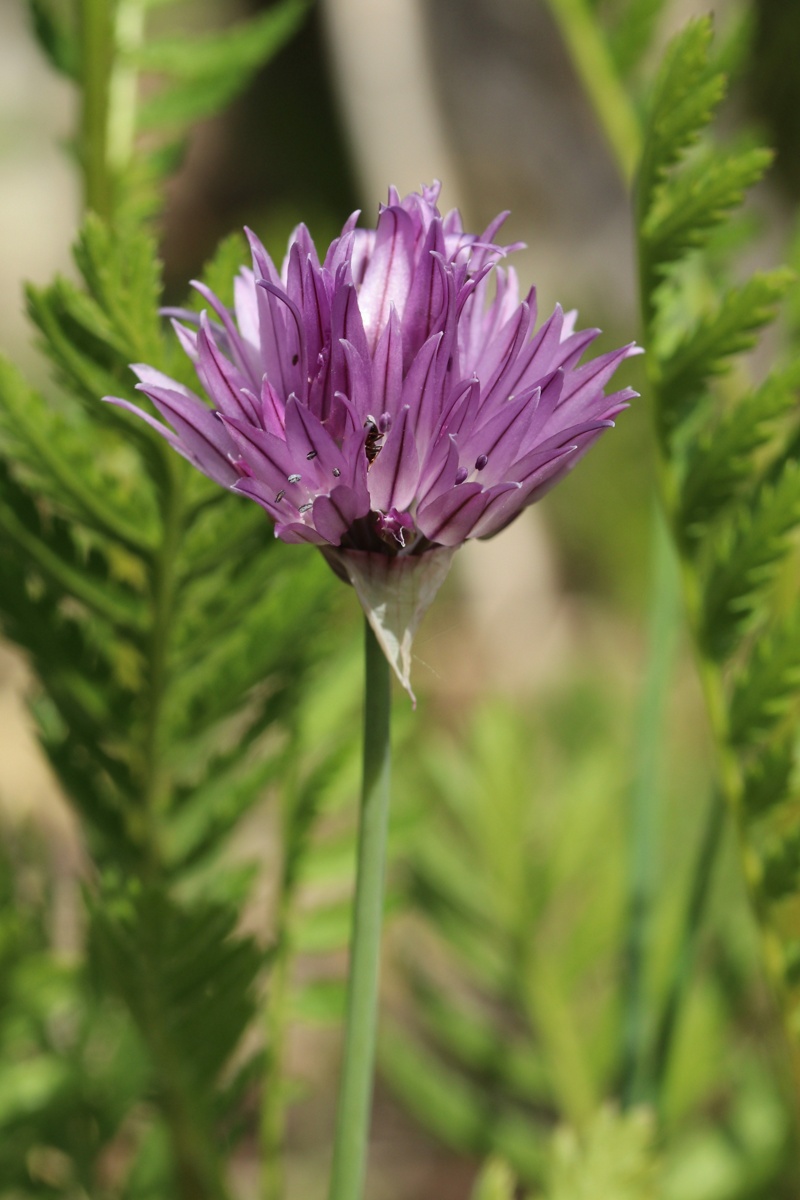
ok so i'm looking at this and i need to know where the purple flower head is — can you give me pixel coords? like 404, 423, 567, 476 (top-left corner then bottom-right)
108, 184, 640, 699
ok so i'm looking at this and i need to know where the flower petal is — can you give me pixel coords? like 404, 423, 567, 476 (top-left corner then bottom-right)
358, 203, 417, 349
312, 485, 368, 544
367, 404, 420, 513
134, 381, 239, 486
417, 480, 521, 546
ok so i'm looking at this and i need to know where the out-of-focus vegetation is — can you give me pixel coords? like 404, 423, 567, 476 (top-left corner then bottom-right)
3, 0, 800, 1197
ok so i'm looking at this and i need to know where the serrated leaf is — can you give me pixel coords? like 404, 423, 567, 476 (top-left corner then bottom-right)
547, 1106, 659, 1200
71, 216, 164, 362
135, 0, 309, 130
89, 884, 262, 1097
0, 464, 147, 634
758, 828, 800, 902
741, 737, 796, 822
643, 145, 772, 271
409, 973, 550, 1105
378, 1023, 549, 1184
729, 611, 800, 746
680, 361, 800, 533
658, 270, 793, 437
26, 0, 79, 78
701, 459, 800, 658
638, 18, 725, 213
0, 356, 157, 555
607, 0, 666, 79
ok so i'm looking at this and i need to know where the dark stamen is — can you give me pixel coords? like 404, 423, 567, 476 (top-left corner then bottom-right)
332, 467, 341, 477
378, 412, 392, 434
306, 450, 318, 460
275, 489, 285, 502
475, 454, 488, 471
455, 467, 468, 485
288, 473, 301, 484
299, 502, 313, 513
292, 354, 299, 365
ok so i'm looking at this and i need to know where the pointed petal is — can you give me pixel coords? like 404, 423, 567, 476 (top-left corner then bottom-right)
417, 481, 520, 546
284, 395, 348, 481
135, 382, 239, 486
371, 307, 404, 418
417, 433, 459, 507
196, 318, 260, 424
221, 415, 300, 495
104, 396, 184, 454
367, 404, 420, 513
312, 485, 368, 544
358, 204, 417, 349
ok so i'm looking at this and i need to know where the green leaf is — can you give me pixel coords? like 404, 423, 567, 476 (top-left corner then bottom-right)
135, 0, 310, 130
89, 882, 262, 1104
407, 972, 550, 1106
547, 1106, 659, 1200
470, 1158, 519, 1200
643, 145, 772, 272
680, 362, 800, 534
26, 0, 79, 78
0, 462, 147, 634
378, 1023, 549, 1185
729, 611, 800, 746
701, 459, 800, 658
758, 828, 800, 903
0, 355, 157, 555
637, 18, 725, 214
657, 269, 793, 438
741, 737, 796, 822
607, 0, 667, 79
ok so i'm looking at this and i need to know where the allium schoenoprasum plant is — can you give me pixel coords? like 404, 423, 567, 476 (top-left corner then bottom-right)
0, 2, 355, 1196
7, 0, 800, 1198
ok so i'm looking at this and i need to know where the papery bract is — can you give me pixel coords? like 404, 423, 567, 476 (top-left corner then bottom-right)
108, 183, 640, 698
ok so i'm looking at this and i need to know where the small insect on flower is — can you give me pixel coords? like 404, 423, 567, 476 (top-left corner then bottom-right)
106, 183, 640, 697
364, 415, 390, 466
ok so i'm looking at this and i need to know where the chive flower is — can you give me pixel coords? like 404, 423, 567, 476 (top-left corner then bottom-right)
109, 184, 639, 697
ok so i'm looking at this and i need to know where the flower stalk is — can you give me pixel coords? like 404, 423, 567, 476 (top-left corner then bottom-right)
328, 619, 392, 1200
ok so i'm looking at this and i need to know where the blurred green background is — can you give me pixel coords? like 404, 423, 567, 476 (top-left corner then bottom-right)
2, 0, 800, 1196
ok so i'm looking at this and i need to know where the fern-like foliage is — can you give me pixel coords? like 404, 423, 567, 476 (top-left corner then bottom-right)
26, 0, 310, 221
0, 217, 335, 1195
637, 16, 800, 1075
380, 696, 789, 1197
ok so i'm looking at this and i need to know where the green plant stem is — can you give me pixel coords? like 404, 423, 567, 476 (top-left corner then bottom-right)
78, 0, 145, 218
650, 788, 726, 1104
620, 506, 681, 1108
78, 0, 114, 217
328, 620, 392, 1200
543, 0, 641, 185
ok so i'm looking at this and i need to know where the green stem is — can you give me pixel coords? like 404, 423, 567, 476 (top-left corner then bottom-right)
328, 620, 392, 1200
619, 506, 681, 1107
78, 0, 145, 219
78, 0, 114, 217
543, 0, 641, 185
650, 788, 726, 1104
